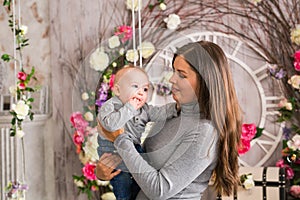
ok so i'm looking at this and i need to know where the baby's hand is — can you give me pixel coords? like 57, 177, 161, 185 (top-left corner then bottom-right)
129, 97, 143, 110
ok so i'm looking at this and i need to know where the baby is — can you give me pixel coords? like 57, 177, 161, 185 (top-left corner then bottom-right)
97, 65, 178, 200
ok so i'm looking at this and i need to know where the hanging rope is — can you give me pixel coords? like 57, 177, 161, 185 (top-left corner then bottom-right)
138, 0, 142, 68
131, 0, 143, 68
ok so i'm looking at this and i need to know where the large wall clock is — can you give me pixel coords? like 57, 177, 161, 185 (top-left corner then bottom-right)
145, 31, 283, 167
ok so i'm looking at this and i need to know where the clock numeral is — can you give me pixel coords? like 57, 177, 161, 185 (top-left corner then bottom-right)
255, 131, 277, 153
254, 64, 268, 81
231, 41, 243, 57
264, 96, 281, 116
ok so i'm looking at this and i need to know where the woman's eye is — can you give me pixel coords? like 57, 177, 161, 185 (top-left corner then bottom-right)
177, 72, 186, 79
132, 84, 139, 88
143, 88, 148, 92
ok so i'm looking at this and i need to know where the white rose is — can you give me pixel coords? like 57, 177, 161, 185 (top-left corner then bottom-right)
243, 178, 255, 189
74, 179, 84, 188
164, 14, 181, 30
9, 85, 17, 96
81, 92, 89, 101
126, 0, 141, 11
108, 35, 120, 49
138, 42, 155, 59
84, 111, 94, 122
89, 48, 109, 71
126, 49, 139, 63
20, 25, 28, 36
288, 75, 300, 90
12, 100, 30, 120
101, 192, 116, 200
159, 3, 167, 10
16, 129, 25, 138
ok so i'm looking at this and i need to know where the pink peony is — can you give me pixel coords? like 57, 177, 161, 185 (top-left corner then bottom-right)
115, 25, 132, 43
73, 131, 84, 146
70, 112, 89, 133
82, 163, 97, 180
241, 123, 257, 140
290, 185, 300, 198
17, 71, 27, 81
238, 139, 251, 155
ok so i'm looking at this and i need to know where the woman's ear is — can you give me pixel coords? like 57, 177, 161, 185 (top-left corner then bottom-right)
113, 84, 120, 96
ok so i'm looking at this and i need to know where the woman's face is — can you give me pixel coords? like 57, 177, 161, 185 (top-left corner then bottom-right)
169, 56, 199, 104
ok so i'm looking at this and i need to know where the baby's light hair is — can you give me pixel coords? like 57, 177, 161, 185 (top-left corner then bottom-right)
114, 64, 148, 84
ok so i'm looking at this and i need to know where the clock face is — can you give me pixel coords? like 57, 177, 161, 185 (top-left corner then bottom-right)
145, 32, 283, 167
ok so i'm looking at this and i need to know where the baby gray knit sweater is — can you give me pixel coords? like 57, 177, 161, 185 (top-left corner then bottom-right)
114, 101, 218, 199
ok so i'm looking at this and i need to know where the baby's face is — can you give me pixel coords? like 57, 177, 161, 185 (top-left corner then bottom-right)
117, 69, 149, 105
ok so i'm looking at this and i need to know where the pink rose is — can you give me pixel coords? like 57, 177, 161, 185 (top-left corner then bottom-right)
238, 139, 251, 155
241, 123, 257, 140
290, 185, 300, 198
18, 82, 26, 90
82, 163, 97, 180
91, 185, 98, 191
294, 50, 300, 71
17, 71, 27, 81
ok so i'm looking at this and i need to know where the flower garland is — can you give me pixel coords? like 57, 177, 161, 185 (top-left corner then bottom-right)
1, 1, 39, 199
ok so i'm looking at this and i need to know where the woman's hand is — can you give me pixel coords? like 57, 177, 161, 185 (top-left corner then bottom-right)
97, 119, 124, 142
95, 153, 122, 180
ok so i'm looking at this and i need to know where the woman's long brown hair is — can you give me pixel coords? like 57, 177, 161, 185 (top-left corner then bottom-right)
176, 41, 242, 196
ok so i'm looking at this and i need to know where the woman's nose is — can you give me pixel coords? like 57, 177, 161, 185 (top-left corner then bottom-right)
169, 72, 176, 84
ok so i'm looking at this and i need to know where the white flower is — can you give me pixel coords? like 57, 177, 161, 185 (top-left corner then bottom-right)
96, 180, 110, 186
81, 92, 89, 101
159, 3, 167, 10
19, 25, 28, 36
126, 0, 141, 11
74, 179, 84, 188
126, 49, 139, 63
287, 135, 300, 151
9, 85, 17, 96
83, 130, 99, 161
12, 100, 30, 120
89, 48, 109, 71
164, 14, 181, 30
16, 129, 25, 138
78, 152, 90, 165
243, 177, 255, 189
101, 192, 116, 200
278, 98, 293, 111
291, 25, 300, 45
108, 35, 120, 49
288, 75, 300, 90
138, 42, 155, 59
112, 62, 117, 67
84, 111, 94, 122
119, 48, 125, 55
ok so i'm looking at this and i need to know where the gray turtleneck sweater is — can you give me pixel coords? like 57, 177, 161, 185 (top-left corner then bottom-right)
114, 102, 219, 200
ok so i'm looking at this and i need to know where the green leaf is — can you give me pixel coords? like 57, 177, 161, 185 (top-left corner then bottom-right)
29, 113, 34, 121
1, 54, 10, 62
27, 98, 34, 102
253, 127, 264, 139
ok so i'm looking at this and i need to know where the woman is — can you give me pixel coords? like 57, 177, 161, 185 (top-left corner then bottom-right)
96, 41, 242, 199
